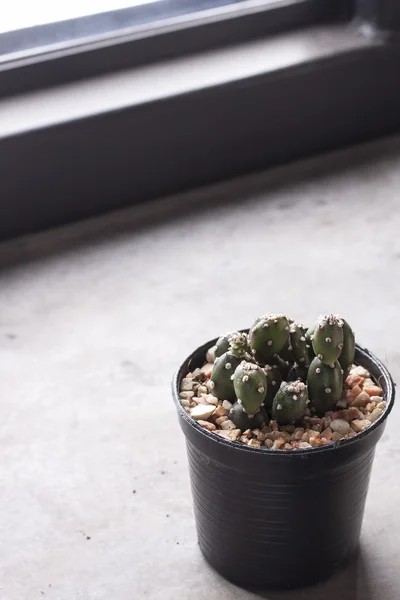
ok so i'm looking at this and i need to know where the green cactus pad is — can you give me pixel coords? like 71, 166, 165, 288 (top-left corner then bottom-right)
290, 322, 312, 367
210, 352, 241, 401
278, 337, 295, 368
214, 333, 236, 358
312, 314, 344, 365
229, 402, 267, 431
338, 319, 355, 375
263, 364, 283, 411
272, 381, 308, 425
249, 314, 290, 362
307, 357, 343, 415
233, 361, 268, 415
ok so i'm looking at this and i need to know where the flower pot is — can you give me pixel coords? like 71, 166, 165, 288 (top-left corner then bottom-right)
172, 338, 395, 589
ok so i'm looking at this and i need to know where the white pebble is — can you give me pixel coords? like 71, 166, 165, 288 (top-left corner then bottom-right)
298, 442, 312, 449
190, 405, 216, 421
181, 378, 194, 391
330, 419, 353, 435
367, 408, 383, 423
179, 391, 194, 399
206, 346, 216, 363
222, 400, 233, 411
351, 419, 371, 433
205, 395, 219, 405
351, 365, 370, 378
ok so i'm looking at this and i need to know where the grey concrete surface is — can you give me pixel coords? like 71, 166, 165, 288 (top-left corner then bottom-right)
0, 136, 400, 599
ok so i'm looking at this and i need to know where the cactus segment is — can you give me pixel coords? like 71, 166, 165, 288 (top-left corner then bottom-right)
228, 331, 252, 359
290, 322, 312, 367
307, 357, 343, 415
263, 364, 283, 411
312, 314, 344, 365
272, 381, 308, 425
249, 314, 290, 362
338, 319, 355, 375
214, 332, 235, 358
229, 402, 267, 431
233, 361, 267, 415
210, 352, 241, 401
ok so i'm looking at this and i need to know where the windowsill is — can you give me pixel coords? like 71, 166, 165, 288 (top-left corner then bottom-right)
0, 23, 377, 138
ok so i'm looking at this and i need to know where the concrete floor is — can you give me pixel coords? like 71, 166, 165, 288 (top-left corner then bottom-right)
0, 136, 400, 599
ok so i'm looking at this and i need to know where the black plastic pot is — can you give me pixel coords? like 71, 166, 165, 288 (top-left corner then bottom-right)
172, 339, 395, 589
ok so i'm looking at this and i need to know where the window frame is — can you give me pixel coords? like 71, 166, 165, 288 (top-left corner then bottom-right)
0, 0, 351, 98
0, 0, 399, 241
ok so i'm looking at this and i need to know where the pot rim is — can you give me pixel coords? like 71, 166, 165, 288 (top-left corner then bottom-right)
172, 334, 396, 457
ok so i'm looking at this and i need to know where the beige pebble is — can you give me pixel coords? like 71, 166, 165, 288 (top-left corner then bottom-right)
181, 378, 194, 391
348, 407, 363, 420
248, 439, 261, 448
221, 420, 236, 431
252, 429, 261, 437
243, 429, 252, 438
191, 405, 216, 421
198, 385, 208, 395
204, 395, 219, 405
293, 427, 305, 441
180, 398, 190, 407
214, 405, 228, 417
198, 420, 216, 431
351, 391, 370, 407
332, 432, 344, 441
309, 437, 320, 447
264, 439, 273, 448
272, 439, 285, 449
321, 427, 333, 440
284, 443, 292, 450
368, 408, 383, 423
215, 416, 229, 426
351, 365, 370, 378
298, 442, 312, 449
351, 419, 371, 433
239, 435, 249, 444
331, 419, 353, 435
215, 429, 241, 441
364, 386, 382, 397
192, 368, 201, 378
377, 401, 386, 409
257, 433, 267, 442
201, 363, 214, 377
206, 346, 216, 363
180, 391, 194, 399
222, 400, 233, 411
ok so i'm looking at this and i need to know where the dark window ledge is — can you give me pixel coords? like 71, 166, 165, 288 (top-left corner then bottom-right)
0, 22, 399, 240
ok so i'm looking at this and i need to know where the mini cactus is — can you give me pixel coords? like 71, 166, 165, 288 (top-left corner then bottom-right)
229, 401, 267, 431
338, 319, 355, 377
233, 361, 267, 415
210, 352, 241, 401
249, 314, 290, 362
312, 314, 344, 365
214, 332, 236, 358
272, 381, 308, 425
307, 357, 343, 415
228, 331, 252, 359
290, 322, 312, 367
263, 364, 283, 411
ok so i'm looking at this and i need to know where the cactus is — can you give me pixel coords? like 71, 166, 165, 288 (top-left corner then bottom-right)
272, 381, 308, 425
263, 364, 283, 411
233, 361, 267, 415
201, 312, 356, 438
307, 357, 343, 415
312, 314, 344, 365
290, 322, 312, 367
214, 332, 235, 358
249, 314, 290, 362
210, 352, 241, 401
338, 319, 355, 377
229, 402, 267, 431
228, 331, 252, 359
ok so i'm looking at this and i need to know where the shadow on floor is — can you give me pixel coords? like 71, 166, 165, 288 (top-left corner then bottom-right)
245, 546, 373, 600
1, 134, 400, 270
